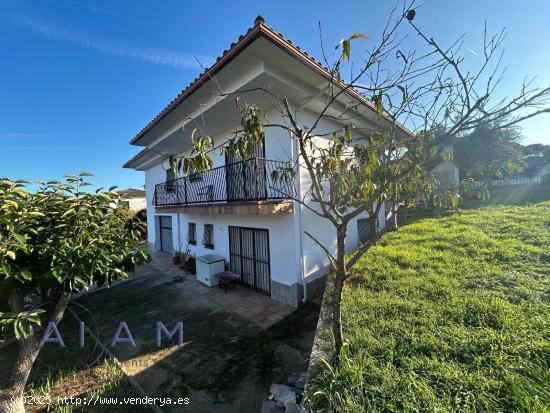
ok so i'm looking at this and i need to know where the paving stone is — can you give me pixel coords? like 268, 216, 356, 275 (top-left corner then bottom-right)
257, 319, 272, 329
234, 306, 248, 315
250, 305, 266, 314
267, 313, 283, 322
145, 252, 295, 329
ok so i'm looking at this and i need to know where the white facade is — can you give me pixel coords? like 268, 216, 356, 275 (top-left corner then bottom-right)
124, 197, 147, 211
125, 18, 392, 307
112, 190, 147, 211
139, 110, 384, 307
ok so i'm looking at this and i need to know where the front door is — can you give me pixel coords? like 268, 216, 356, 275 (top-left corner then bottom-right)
159, 216, 173, 254
228, 226, 271, 295
225, 140, 266, 201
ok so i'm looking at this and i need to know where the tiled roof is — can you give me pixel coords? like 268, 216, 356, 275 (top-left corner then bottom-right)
130, 15, 411, 146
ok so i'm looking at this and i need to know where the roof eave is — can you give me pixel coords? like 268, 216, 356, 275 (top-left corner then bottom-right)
130, 25, 264, 145
129, 20, 413, 147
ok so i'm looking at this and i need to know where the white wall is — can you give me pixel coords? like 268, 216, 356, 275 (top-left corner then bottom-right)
144, 163, 179, 249
128, 197, 147, 211
292, 110, 386, 281
175, 213, 297, 286
143, 116, 300, 286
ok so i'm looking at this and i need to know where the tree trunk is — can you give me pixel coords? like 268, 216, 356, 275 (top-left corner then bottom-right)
390, 185, 399, 230
0, 334, 41, 413
0, 291, 70, 413
332, 224, 347, 353
391, 203, 399, 229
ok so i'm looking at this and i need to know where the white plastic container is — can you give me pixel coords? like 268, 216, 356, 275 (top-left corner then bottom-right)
195, 254, 225, 287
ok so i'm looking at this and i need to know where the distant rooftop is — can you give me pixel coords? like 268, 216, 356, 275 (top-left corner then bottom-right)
116, 188, 145, 198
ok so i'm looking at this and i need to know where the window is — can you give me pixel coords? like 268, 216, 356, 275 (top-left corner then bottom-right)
187, 223, 196, 245
203, 224, 214, 249
357, 218, 373, 244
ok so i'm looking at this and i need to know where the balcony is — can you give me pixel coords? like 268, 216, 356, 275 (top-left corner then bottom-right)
153, 158, 295, 214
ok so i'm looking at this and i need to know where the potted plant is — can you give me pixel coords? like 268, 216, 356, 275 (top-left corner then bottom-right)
184, 255, 196, 274
181, 245, 196, 274
172, 250, 181, 265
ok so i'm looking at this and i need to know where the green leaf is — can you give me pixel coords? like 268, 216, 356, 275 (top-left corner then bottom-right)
342, 40, 351, 61
372, 94, 384, 116
3, 199, 19, 208
349, 33, 368, 40
345, 125, 352, 140
62, 208, 76, 217
383, 93, 393, 109
6, 251, 16, 260
168, 156, 177, 173
12, 233, 27, 245
20, 270, 32, 281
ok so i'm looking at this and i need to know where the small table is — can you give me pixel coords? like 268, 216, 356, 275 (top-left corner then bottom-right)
217, 271, 240, 294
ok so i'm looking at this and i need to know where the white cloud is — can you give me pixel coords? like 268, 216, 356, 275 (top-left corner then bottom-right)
0, 133, 48, 139
465, 47, 480, 57
5, 14, 213, 69
75, 3, 122, 18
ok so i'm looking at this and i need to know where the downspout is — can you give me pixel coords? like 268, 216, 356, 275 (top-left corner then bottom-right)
176, 170, 182, 254
292, 137, 308, 303
177, 213, 182, 254
299, 204, 307, 303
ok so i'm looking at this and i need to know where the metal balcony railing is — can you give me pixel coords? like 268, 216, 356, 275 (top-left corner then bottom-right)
153, 157, 295, 207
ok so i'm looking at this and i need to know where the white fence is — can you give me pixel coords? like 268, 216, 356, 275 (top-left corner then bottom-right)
475, 174, 549, 187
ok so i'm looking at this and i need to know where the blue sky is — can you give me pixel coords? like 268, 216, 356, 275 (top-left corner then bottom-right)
1, 0, 549, 190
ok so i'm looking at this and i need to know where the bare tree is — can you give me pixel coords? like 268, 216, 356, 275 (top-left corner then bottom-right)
170, 3, 550, 352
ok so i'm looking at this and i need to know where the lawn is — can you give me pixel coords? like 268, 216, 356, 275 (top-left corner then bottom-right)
308, 201, 550, 412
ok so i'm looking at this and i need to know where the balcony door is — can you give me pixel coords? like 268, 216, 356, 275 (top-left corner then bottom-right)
225, 140, 266, 201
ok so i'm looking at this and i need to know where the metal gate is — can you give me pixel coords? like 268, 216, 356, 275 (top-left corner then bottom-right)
159, 216, 173, 254
228, 226, 271, 295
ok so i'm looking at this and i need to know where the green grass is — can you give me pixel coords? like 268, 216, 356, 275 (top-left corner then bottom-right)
307, 202, 550, 412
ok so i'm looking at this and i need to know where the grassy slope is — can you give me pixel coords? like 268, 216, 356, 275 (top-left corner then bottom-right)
309, 202, 550, 412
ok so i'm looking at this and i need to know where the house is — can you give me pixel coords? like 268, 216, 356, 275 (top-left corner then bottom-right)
430, 146, 460, 190
124, 17, 404, 307
115, 188, 147, 211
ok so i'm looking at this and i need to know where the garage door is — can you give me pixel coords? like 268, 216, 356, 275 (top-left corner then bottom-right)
159, 216, 173, 254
